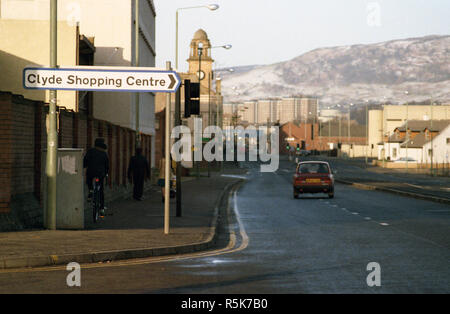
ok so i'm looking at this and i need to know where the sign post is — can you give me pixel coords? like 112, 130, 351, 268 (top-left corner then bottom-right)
25, 65, 181, 232
46, 0, 58, 230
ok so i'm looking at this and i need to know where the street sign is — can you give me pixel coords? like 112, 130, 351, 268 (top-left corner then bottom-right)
23, 66, 181, 93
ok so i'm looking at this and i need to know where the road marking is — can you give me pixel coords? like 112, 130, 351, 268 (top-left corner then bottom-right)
0, 183, 249, 274
220, 174, 247, 180
232, 189, 250, 252
379, 223, 389, 226
364, 217, 372, 220
352, 212, 359, 215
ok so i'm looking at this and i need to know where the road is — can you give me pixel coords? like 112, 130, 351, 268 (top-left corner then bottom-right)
0, 159, 449, 294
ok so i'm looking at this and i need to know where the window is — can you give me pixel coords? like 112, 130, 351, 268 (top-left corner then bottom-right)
447, 138, 450, 144
298, 163, 330, 174
393, 148, 397, 159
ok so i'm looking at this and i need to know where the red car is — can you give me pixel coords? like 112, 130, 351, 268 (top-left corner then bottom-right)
293, 161, 335, 199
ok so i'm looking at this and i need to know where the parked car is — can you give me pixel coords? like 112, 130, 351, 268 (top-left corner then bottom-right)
293, 161, 335, 199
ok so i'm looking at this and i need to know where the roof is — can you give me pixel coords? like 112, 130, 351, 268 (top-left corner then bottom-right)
395, 120, 450, 132
387, 132, 404, 143
400, 133, 427, 148
193, 29, 208, 40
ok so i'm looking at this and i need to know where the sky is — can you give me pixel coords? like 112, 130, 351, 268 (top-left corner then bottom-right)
154, 0, 450, 72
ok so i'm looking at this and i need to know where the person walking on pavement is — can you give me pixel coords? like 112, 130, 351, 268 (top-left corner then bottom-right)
128, 147, 150, 201
83, 138, 109, 216
158, 157, 174, 202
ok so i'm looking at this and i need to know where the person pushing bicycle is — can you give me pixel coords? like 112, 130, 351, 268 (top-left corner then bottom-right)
83, 138, 109, 217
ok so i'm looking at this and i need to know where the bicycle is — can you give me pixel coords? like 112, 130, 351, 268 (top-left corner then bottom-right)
92, 176, 105, 223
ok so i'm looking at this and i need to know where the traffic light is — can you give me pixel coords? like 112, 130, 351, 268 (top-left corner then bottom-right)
184, 79, 200, 118
296, 143, 300, 151
286, 144, 290, 150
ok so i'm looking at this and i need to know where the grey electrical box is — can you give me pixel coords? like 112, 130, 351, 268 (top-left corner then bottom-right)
42, 148, 85, 229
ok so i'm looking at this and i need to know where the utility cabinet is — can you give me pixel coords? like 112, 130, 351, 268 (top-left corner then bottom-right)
42, 148, 85, 229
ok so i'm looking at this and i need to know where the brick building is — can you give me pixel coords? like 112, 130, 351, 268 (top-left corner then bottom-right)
0, 91, 153, 231
279, 121, 366, 154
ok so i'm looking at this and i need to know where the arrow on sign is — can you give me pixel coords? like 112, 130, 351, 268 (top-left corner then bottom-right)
168, 74, 177, 89
23, 66, 181, 93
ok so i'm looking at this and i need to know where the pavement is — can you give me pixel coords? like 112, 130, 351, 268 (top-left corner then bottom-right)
290, 155, 450, 204
0, 165, 246, 270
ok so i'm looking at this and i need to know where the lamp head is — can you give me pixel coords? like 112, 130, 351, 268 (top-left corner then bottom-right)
207, 4, 219, 10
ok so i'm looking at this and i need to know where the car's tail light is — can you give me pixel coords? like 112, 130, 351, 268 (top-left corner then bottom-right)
321, 175, 332, 183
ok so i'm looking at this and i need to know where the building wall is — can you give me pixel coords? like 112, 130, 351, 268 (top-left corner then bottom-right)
0, 0, 157, 136
368, 109, 383, 149
0, 20, 77, 109
299, 98, 318, 122
383, 105, 450, 135
423, 126, 450, 164
0, 91, 153, 231
340, 144, 375, 158
242, 101, 257, 124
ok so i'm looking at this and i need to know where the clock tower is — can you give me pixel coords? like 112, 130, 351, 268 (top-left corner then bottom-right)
187, 29, 214, 93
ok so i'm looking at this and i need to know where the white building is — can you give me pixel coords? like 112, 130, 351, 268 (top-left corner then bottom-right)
379, 120, 450, 164
1, 0, 157, 164
422, 124, 450, 164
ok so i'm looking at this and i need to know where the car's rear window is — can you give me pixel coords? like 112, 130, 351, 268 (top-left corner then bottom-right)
297, 163, 330, 174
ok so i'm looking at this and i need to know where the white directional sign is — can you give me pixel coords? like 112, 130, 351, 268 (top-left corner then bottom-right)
23, 66, 181, 93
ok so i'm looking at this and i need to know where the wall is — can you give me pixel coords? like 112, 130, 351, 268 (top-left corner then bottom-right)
422, 126, 450, 164
0, 20, 77, 109
340, 144, 378, 158
0, 0, 157, 162
383, 105, 450, 135
0, 91, 153, 231
368, 109, 383, 150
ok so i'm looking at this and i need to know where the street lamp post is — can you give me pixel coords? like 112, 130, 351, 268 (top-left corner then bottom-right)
382, 96, 387, 168
196, 42, 203, 179
337, 104, 342, 149
215, 68, 234, 128
365, 100, 369, 164
430, 97, 434, 176
405, 91, 409, 172
175, 4, 219, 70
348, 103, 353, 144
46, 0, 58, 230
135, 0, 140, 148
214, 67, 234, 173
209, 45, 232, 128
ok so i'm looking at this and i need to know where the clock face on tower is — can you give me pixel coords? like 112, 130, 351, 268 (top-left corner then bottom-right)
196, 70, 205, 80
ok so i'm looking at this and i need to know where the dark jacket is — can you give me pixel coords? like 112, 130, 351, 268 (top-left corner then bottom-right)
128, 153, 150, 181
83, 147, 109, 178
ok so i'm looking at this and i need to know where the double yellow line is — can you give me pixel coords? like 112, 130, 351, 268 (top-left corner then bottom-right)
0, 183, 249, 274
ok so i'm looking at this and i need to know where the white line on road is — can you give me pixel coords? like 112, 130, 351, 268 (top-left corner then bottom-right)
379, 223, 389, 226
233, 190, 250, 251
220, 174, 248, 180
